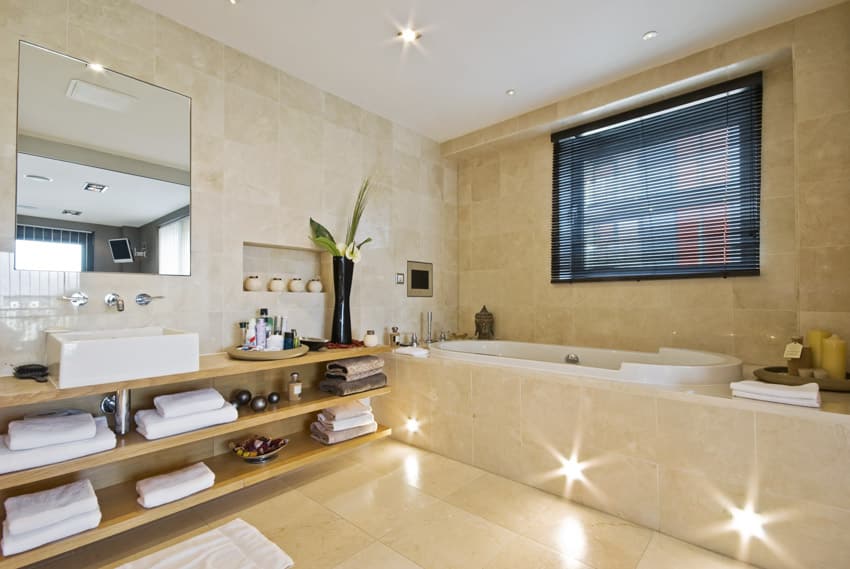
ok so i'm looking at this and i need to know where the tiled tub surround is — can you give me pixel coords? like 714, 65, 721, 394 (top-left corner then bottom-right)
373, 355, 850, 569
451, 1, 850, 370
0, 0, 458, 367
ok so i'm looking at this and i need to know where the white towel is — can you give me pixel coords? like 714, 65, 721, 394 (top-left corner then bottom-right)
394, 346, 429, 358
0, 417, 116, 475
135, 403, 238, 440
136, 462, 215, 509
4, 479, 99, 536
321, 399, 372, 421
154, 388, 226, 419
1, 508, 101, 556
317, 411, 375, 432
731, 380, 821, 408
115, 518, 293, 569
6, 413, 96, 451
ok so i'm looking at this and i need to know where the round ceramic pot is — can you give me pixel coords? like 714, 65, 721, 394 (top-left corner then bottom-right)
268, 277, 285, 292
243, 275, 262, 291
288, 277, 305, 292
307, 278, 323, 293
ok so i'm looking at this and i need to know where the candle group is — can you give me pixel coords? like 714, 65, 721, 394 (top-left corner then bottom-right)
806, 329, 830, 368
822, 334, 847, 381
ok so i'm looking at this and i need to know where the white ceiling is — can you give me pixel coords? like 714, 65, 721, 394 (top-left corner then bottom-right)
17, 154, 190, 228
134, 0, 839, 142
18, 43, 190, 170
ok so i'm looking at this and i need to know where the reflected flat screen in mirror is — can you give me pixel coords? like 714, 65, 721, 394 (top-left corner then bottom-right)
15, 42, 191, 275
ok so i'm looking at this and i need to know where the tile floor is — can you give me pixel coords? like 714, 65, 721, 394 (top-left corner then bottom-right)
34, 440, 757, 569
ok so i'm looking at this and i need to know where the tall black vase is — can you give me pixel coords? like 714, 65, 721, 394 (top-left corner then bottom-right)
331, 256, 354, 344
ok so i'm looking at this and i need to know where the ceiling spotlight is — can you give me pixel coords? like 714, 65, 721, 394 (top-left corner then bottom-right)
61, 209, 83, 216
505, 89, 516, 96
229, 0, 238, 4
642, 30, 659, 41
83, 182, 108, 193
397, 28, 422, 43
87, 62, 104, 72
24, 174, 52, 182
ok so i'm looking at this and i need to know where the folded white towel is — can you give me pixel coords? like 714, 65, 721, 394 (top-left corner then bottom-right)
6, 413, 96, 451
321, 399, 372, 421
317, 411, 375, 432
394, 346, 429, 358
135, 403, 238, 441
1, 508, 101, 556
731, 380, 821, 407
154, 388, 226, 419
115, 518, 293, 569
0, 417, 116, 475
4, 479, 98, 536
136, 462, 215, 509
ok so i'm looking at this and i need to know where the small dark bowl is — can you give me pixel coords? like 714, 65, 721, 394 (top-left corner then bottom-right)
300, 337, 330, 351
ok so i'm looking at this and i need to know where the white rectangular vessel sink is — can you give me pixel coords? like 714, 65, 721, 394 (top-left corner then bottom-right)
47, 327, 200, 389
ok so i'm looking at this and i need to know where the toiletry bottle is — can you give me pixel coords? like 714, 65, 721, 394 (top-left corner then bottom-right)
288, 372, 302, 401
284, 331, 294, 350
292, 329, 300, 348
247, 318, 257, 347
238, 321, 248, 346
256, 309, 268, 350
364, 330, 379, 347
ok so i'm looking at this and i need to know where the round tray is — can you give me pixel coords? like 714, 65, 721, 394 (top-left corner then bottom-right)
230, 437, 290, 463
753, 366, 850, 392
226, 345, 308, 361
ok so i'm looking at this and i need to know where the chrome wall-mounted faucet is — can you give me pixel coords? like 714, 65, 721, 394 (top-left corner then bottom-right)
135, 293, 165, 306
104, 293, 124, 312
59, 291, 88, 307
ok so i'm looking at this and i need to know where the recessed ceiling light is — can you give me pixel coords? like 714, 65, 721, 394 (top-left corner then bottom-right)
505, 89, 516, 96
24, 174, 52, 182
642, 30, 659, 41
87, 62, 104, 72
397, 27, 422, 43
61, 209, 83, 216
83, 182, 108, 193
229, 0, 238, 4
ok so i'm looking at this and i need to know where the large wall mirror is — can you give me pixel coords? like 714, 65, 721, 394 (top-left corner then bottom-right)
15, 42, 191, 275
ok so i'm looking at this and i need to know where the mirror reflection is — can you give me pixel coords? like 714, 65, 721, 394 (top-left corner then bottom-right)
15, 42, 191, 275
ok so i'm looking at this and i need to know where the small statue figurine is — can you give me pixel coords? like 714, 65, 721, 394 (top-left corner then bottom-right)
475, 305, 494, 340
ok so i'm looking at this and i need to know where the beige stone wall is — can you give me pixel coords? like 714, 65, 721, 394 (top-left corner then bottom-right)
375, 356, 850, 569
0, 0, 458, 364
452, 2, 850, 367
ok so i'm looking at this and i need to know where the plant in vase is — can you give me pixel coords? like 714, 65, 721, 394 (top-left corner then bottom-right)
309, 178, 372, 344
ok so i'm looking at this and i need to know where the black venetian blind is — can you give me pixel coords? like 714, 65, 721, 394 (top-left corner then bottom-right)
551, 72, 762, 283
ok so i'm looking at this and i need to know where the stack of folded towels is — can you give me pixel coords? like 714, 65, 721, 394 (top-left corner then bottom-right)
136, 462, 215, 508
2, 479, 101, 556
135, 388, 238, 440
0, 413, 116, 474
730, 380, 821, 408
319, 356, 387, 396
310, 399, 377, 445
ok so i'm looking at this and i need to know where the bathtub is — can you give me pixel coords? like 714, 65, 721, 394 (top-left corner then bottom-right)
429, 340, 742, 385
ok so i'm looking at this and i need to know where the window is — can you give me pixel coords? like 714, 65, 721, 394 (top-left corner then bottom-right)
15, 224, 93, 271
158, 216, 190, 275
551, 73, 762, 283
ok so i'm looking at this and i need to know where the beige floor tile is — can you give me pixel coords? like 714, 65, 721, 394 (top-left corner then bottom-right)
381, 501, 516, 569
485, 535, 592, 569
522, 498, 654, 569
388, 450, 487, 498
636, 533, 754, 569
322, 470, 439, 538
445, 472, 560, 534
299, 462, 387, 504
331, 541, 424, 569
345, 438, 431, 476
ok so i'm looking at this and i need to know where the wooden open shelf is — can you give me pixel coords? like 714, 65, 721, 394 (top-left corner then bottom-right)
0, 425, 391, 569
0, 346, 390, 408
0, 386, 389, 491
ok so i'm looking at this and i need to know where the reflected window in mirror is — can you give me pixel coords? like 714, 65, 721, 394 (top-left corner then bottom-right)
15, 42, 192, 275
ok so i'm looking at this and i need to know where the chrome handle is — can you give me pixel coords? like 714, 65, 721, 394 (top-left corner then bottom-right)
105, 293, 125, 312
60, 291, 88, 307
135, 293, 165, 306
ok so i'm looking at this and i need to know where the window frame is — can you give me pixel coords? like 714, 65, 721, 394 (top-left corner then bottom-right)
550, 72, 762, 283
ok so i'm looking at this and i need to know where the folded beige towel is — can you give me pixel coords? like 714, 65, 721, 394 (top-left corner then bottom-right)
326, 356, 384, 377
319, 373, 387, 396
321, 399, 372, 421
310, 421, 378, 445
317, 411, 375, 432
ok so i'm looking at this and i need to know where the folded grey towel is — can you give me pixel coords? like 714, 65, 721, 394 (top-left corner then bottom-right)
325, 367, 383, 382
310, 421, 378, 445
319, 373, 387, 396
326, 356, 384, 377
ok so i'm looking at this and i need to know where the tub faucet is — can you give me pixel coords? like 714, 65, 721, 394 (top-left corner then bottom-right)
565, 353, 580, 364
104, 293, 124, 312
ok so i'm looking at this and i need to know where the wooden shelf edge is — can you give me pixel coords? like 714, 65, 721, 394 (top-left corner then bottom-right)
0, 345, 391, 409
0, 387, 390, 491
0, 425, 392, 569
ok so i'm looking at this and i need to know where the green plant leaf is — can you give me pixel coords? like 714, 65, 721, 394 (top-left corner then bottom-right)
310, 218, 336, 243
309, 235, 341, 256
356, 237, 372, 248
345, 178, 371, 246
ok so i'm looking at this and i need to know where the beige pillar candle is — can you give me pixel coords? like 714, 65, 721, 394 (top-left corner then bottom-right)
807, 329, 830, 368
822, 334, 847, 381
